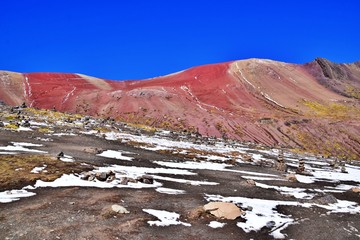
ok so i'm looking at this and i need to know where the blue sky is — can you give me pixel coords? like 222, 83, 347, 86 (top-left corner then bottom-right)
0, 0, 359, 80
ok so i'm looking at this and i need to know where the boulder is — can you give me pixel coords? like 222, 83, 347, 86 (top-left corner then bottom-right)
203, 202, 243, 220
286, 174, 298, 182
313, 194, 338, 205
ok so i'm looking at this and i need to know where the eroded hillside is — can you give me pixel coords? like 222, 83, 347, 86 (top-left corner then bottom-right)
1, 58, 359, 159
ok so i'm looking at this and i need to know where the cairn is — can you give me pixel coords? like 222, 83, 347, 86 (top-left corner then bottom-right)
275, 150, 287, 172
329, 158, 339, 169
340, 160, 348, 173
296, 159, 305, 174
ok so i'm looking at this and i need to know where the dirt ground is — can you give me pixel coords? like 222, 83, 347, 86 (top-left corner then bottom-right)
1, 107, 360, 239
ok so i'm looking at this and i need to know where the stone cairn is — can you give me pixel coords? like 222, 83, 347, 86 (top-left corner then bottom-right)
296, 159, 305, 174
275, 150, 287, 172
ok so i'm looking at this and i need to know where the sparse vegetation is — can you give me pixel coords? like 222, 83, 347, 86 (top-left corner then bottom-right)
0, 154, 92, 191
302, 100, 360, 119
346, 85, 360, 99
4, 123, 19, 129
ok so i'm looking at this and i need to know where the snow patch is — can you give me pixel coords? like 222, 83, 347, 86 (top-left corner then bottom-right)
97, 150, 133, 161
208, 221, 226, 228
143, 209, 191, 227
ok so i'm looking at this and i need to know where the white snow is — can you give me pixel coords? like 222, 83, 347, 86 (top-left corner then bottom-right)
311, 167, 360, 183
205, 193, 360, 239
52, 133, 77, 136
150, 174, 218, 186
35, 174, 162, 189
0, 151, 17, 155
31, 165, 47, 173
29, 121, 49, 127
206, 194, 298, 239
11, 142, 43, 147
294, 174, 316, 184
155, 187, 186, 195
0, 189, 36, 203
143, 209, 191, 227
17, 127, 33, 131
0, 143, 46, 153
255, 182, 313, 199
62, 86, 76, 104
154, 160, 232, 171
97, 150, 133, 161
96, 165, 196, 177
59, 154, 75, 162
241, 176, 284, 181
154, 160, 278, 177
208, 221, 226, 228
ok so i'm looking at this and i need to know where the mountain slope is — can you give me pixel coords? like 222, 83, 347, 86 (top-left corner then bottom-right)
1, 58, 360, 159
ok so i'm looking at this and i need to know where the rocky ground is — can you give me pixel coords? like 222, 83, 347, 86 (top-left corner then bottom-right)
0, 102, 360, 240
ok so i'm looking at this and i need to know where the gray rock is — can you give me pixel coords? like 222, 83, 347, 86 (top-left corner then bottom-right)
119, 177, 129, 185
21, 120, 31, 127
246, 179, 256, 186
313, 194, 338, 205
88, 175, 96, 181
95, 172, 108, 181
80, 172, 92, 180
137, 175, 154, 184
106, 175, 116, 182
0, 121, 4, 127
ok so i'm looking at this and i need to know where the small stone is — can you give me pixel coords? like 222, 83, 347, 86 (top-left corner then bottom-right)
111, 204, 130, 214
266, 220, 276, 228
106, 175, 116, 182
88, 175, 96, 181
242, 155, 252, 162
245, 206, 253, 211
95, 172, 108, 181
127, 178, 137, 183
57, 152, 64, 159
351, 187, 360, 193
246, 179, 256, 186
286, 174, 298, 182
137, 175, 154, 184
119, 177, 129, 185
21, 120, 31, 127
80, 172, 92, 180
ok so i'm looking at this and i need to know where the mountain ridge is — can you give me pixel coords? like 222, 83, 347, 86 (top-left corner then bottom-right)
1, 58, 360, 159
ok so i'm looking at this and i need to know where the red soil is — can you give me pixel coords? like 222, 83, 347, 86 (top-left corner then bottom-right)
1, 58, 360, 158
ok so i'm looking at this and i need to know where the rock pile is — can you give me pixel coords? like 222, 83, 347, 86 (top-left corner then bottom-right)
80, 171, 154, 185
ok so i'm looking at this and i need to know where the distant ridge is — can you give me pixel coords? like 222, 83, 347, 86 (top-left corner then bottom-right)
1, 58, 360, 159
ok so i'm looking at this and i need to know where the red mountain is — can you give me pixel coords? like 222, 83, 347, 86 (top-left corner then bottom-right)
1, 58, 360, 159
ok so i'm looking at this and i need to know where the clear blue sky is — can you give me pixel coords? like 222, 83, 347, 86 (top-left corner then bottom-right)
0, 0, 359, 80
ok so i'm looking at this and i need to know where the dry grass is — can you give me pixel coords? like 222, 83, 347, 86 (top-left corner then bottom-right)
0, 154, 92, 191
302, 100, 360, 119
